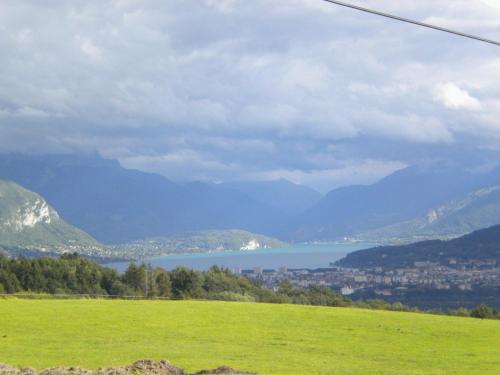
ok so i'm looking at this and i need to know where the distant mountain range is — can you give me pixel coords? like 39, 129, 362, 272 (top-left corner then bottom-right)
336, 224, 500, 269
290, 164, 500, 242
2, 154, 500, 247
0, 179, 100, 254
0, 154, 319, 244
0, 176, 289, 260
356, 184, 500, 243
218, 180, 322, 215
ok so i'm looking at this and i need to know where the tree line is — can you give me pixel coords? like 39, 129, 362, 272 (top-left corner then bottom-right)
0, 253, 498, 320
0, 254, 346, 305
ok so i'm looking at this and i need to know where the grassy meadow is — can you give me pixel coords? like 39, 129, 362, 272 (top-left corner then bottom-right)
0, 299, 499, 374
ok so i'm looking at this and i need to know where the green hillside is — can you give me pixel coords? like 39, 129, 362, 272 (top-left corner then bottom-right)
115, 229, 288, 257
1, 299, 499, 374
338, 224, 500, 269
357, 185, 500, 243
0, 180, 100, 253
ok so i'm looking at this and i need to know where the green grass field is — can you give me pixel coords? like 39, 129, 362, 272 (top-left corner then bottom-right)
0, 299, 499, 374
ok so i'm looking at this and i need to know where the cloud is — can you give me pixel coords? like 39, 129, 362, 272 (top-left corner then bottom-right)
433, 83, 482, 110
204, 0, 236, 14
0, 0, 499, 190
236, 159, 408, 194
480, 0, 500, 12
77, 36, 104, 63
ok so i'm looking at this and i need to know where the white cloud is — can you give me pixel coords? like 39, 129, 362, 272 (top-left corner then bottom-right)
78, 37, 104, 63
433, 83, 482, 111
240, 160, 408, 193
481, 0, 500, 11
204, 0, 236, 14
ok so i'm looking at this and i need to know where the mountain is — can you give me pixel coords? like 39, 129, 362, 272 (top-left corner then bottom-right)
5, 154, 500, 246
0, 154, 287, 244
218, 179, 322, 215
356, 184, 500, 242
290, 164, 495, 241
114, 229, 288, 258
167, 181, 288, 238
336, 224, 500, 268
0, 180, 100, 253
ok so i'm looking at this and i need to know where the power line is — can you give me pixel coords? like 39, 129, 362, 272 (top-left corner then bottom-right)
320, 0, 500, 47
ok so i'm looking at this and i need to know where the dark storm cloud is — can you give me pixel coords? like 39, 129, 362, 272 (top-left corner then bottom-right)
1, 0, 500, 190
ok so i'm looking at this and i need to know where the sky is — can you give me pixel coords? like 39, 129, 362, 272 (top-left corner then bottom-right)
1, 0, 500, 192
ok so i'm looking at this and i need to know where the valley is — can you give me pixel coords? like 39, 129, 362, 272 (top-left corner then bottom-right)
3, 155, 500, 251
3, 1, 500, 373
3, 154, 500, 313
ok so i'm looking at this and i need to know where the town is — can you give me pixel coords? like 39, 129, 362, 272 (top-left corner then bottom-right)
239, 259, 500, 297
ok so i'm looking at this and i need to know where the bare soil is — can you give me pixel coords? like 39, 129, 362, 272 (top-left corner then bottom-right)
0, 361, 255, 375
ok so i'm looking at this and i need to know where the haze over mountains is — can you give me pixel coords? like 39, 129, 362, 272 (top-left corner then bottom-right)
357, 183, 500, 242
1, 154, 500, 249
218, 180, 322, 215
0, 155, 294, 244
293, 164, 500, 242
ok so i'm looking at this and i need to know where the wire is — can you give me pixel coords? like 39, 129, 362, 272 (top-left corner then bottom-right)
320, 0, 500, 47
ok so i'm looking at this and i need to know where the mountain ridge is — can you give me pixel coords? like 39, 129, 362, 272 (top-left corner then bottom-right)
4, 154, 500, 246
289, 164, 500, 241
336, 224, 500, 269
0, 154, 294, 243
355, 183, 500, 243
0, 179, 101, 253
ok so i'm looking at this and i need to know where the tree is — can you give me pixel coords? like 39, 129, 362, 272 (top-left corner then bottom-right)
471, 304, 495, 319
278, 279, 293, 295
155, 270, 172, 298
170, 266, 202, 299
122, 263, 147, 294
0, 269, 21, 293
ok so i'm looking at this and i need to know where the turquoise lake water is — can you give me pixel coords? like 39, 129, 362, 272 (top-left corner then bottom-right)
109, 242, 377, 271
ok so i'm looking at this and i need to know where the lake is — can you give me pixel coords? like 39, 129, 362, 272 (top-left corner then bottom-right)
108, 242, 377, 272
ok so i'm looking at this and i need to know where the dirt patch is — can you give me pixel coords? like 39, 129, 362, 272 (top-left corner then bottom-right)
0, 361, 255, 375
193, 366, 256, 374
